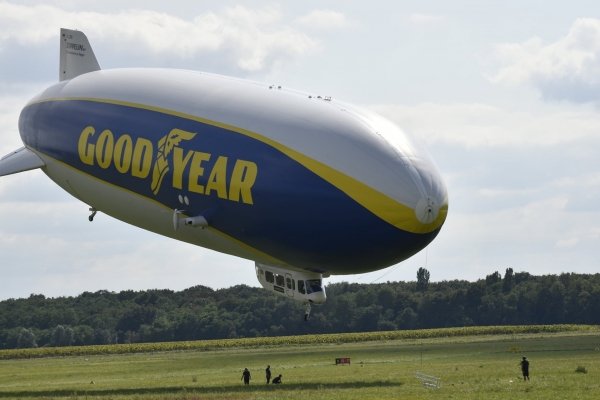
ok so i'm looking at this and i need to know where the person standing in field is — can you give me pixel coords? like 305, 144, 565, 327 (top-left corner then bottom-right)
520, 356, 530, 381
266, 365, 272, 384
272, 374, 282, 384
241, 368, 251, 385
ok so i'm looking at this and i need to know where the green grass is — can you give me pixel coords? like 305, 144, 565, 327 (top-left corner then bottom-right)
2, 324, 595, 360
1, 331, 599, 399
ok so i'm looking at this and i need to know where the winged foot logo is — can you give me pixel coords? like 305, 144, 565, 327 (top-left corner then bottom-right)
151, 129, 196, 194
78, 126, 258, 204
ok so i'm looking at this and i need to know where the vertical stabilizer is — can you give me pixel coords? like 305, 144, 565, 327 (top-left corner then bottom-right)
59, 28, 101, 81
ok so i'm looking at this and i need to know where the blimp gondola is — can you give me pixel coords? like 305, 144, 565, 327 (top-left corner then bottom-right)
0, 29, 448, 319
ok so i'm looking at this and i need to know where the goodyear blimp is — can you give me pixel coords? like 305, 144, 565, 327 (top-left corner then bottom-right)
0, 29, 448, 319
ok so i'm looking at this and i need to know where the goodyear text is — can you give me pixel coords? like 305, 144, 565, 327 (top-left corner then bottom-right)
78, 126, 257, 204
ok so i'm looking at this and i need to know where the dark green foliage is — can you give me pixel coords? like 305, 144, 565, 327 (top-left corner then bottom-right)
51, 325, 74, 346
416, 268, 430, 292
116, 306, 156, 332
575, 365, 588, 373
1, 273, 600, 349
486, 271, 502, 286
17, 328, 37, 348
502, 268, 515, 292
73, 325, 94, 346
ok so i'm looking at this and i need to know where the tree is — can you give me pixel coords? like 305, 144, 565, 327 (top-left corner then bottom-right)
95, 328, 118, 344
116, 306, 157, 332
377, 285, 395, 309
396, 307, 418, 329
17, 328, 37, 348
502, 268, 515, 292
74, 325, 95, 346
51, 325, 74, 347
486, 271, 502, 286
416, 268, 430, 292
2, 273, 600, 349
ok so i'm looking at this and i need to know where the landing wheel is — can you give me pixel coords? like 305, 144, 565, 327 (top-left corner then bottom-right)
88, 207, 97, 222
304, 303, 311, 321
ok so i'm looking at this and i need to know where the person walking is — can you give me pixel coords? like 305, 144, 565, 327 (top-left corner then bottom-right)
266, 365, 272, 384
520, 356, 530, 381
272, 374, 282, 384
241, 368, 251, 385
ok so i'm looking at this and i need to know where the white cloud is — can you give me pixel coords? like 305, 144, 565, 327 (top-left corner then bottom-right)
295, 10, 350, 29
0, 3, 320, 72
409, 14, 446, 23
369, 102, 600, 148
488, 18, 600, 102
477, 188, 538, 198
554, 172, 600, 187
556, 238, 580, 248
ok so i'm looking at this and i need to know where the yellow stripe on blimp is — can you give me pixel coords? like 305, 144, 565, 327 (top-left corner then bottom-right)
30, 97, 446, 234
281, 149, 448, 234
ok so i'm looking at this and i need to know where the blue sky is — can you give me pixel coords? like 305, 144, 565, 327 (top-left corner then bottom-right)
1, 1, 599, 300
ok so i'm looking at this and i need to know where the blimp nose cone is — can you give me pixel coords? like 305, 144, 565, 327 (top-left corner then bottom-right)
415, 196, 440, 225
398, 151, 448, 232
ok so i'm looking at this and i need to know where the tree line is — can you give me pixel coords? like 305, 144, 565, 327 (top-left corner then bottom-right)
1, 269, 599, 349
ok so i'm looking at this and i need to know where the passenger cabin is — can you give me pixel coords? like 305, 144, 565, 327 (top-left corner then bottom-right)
255, 263, 326, 304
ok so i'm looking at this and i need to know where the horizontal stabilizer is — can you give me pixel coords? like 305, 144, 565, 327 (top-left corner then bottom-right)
60, 28, 101, 81
0, 147, 45, 177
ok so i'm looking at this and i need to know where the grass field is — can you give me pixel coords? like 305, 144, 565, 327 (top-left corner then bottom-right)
1, 331, 599, 399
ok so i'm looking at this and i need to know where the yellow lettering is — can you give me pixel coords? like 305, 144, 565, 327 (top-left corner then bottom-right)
75, 125, 259, 206
132, 138, 153, 178
229, 160, 257, 204
172, 147, 194, 189
205, 156, 228, 199
113, 135, 133, 174
78, 126, 95, 166
95, 129, 114, 169
188, 151, 211, 194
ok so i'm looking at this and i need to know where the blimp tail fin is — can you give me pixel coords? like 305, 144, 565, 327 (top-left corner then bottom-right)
0, 147, 45, 177
59, 28, 101, 82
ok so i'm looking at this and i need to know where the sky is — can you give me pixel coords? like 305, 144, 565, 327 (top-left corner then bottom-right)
0, 1, 599, 300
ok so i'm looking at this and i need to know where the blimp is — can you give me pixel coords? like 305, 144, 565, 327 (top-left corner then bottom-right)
0, 29, 448, 319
